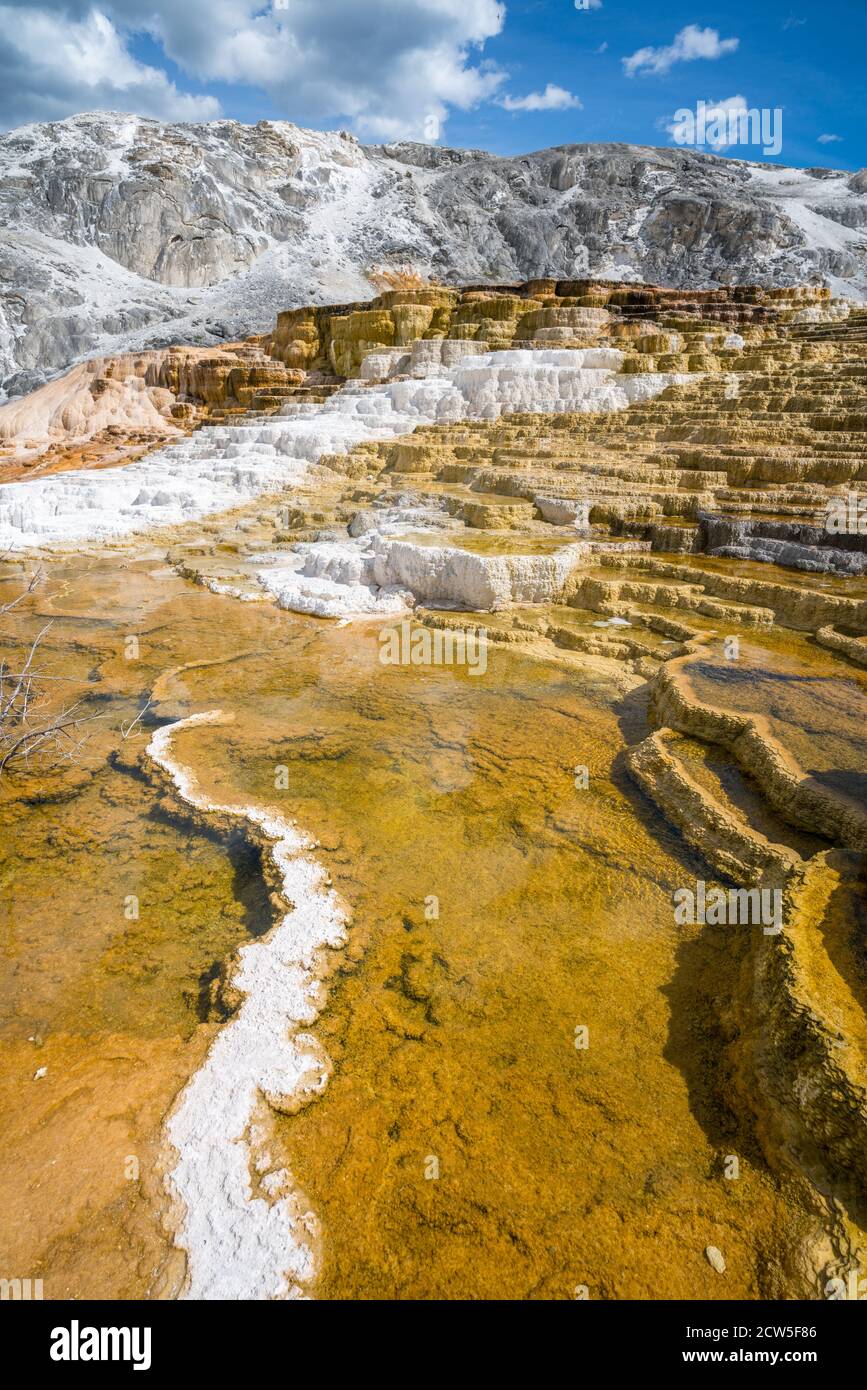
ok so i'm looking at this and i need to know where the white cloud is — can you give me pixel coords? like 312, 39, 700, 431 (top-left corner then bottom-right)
817, 133, 842, 144
499, 83, 582, 112
623, 24, 739, 78
0, 0, 508, 141
574, 1, 602, 9
665, 95, 750, 150
0, 8, 220, 127
135, 0, 508, 141
596, 42, 609, 54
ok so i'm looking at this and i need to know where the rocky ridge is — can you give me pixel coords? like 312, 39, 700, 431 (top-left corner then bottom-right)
2, 111, 867, 397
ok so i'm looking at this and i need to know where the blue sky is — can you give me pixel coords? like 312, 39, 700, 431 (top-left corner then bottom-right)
1, 1, 864, 168
444, 1, 866, 167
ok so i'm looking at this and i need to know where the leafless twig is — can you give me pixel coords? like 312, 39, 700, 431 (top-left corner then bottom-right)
121, 697, 153, 740
0, 568, 91, 779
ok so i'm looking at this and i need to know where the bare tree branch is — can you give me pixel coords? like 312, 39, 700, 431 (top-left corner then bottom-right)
121, 697, 153, 740
0, 556, 42, 613
0, 568, 92, 780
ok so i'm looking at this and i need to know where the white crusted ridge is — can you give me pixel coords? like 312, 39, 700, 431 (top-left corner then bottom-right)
255, 534, 588, 619
148, 710, 348, 1301
0, 348, 688, 550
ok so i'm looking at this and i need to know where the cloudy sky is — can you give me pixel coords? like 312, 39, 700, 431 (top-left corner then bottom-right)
0, 0, 863, 167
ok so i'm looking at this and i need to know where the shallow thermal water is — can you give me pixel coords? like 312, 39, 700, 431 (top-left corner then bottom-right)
397, 529, 580, 555
683, 635, 867, 807
666, 552, 867, 600
0, 549, 842, 1300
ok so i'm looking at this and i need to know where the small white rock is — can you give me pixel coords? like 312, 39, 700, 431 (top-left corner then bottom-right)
33, 1067, 47, 1081
705, 1245, 726, 1273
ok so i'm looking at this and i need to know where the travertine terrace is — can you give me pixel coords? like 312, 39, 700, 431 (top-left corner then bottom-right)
0, 340, 303, 482
175, 278, 867, 1272
1, 276, 865, 1301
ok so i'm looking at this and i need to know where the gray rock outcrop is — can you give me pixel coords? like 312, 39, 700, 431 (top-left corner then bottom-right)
1, 111, 866, 398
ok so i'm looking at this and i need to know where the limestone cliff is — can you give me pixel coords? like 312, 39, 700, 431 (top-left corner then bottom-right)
2, 111, 866, 398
